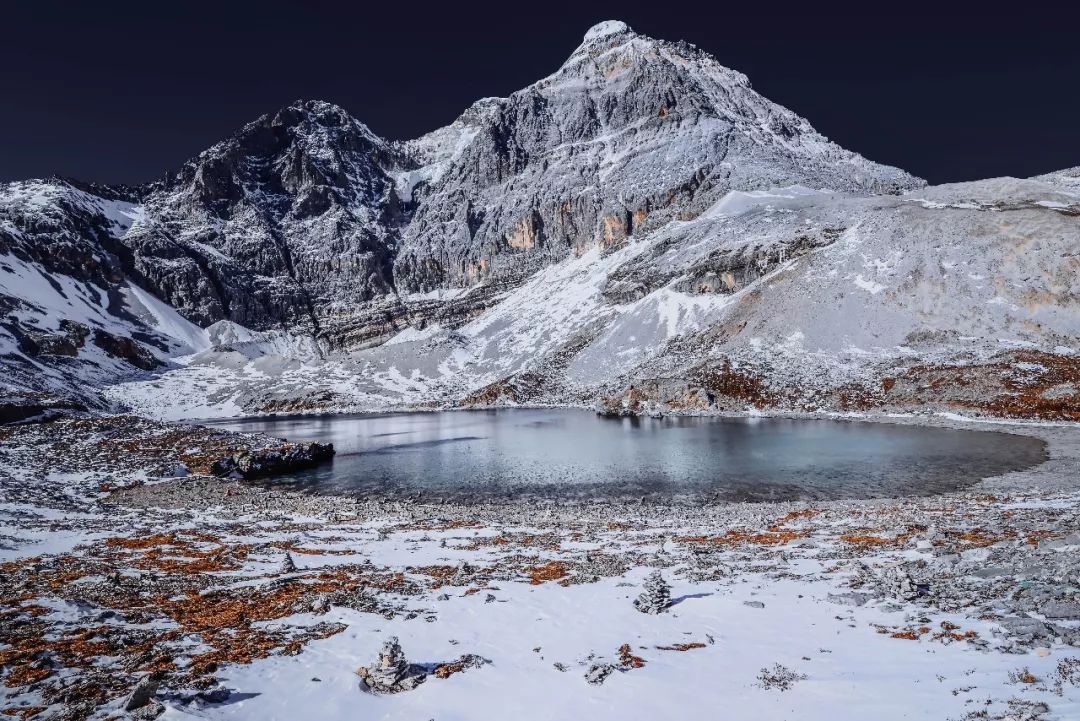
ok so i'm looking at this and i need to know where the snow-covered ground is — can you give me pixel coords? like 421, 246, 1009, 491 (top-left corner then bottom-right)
2, 414, 1079, 720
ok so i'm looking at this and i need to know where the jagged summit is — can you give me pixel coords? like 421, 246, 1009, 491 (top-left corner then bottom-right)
582, 19, 632, 41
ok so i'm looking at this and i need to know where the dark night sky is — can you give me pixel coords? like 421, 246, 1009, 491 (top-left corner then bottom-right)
3, 0, 1079, 186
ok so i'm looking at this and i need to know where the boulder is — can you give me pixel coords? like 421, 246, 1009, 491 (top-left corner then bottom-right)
123, 675, 159, 711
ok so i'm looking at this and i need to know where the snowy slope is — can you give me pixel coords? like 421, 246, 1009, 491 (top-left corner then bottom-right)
104, 174, 1080, 420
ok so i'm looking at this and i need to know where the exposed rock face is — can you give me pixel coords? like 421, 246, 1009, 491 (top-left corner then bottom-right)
128, 100, 407, 336
91, 329, 162, 370
394, 22, 918, 294
633, 570, 672, 614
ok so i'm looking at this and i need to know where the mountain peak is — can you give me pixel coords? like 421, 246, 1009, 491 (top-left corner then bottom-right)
273, 99, 359, 128
583, 20, 632, 42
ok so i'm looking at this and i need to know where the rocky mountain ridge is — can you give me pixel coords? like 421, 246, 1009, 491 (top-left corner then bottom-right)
2, 21, 1077, 420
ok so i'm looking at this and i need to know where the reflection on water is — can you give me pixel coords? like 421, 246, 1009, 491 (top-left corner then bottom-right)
205, 410, 1046, 502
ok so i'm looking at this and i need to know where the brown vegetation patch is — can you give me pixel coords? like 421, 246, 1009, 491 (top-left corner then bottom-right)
693, 360, 776, 409
618, 644, 646, 669
899, 351, 1080, 421
0, 532, 418, 719
948, 527, 1016, 548
890, 627, 931, 640
434, 661, 467, 679
839, 531, 910, 548
105, 532, 252, 573
464, 532, 561, 552
528, 561, 569, 585
678, 528, 807, 547
768, 509, 820, 531
391, 519, 483, 533
415, 565, 459, 588
1, 707, 47, 719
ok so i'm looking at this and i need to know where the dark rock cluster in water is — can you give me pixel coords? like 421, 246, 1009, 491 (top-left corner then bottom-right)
211, 441, 335, 479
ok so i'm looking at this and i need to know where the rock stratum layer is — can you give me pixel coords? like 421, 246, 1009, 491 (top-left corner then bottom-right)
1, 21, 1077, 420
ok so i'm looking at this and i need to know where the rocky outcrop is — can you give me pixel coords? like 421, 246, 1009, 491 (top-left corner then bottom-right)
91, 329, 162, 371
210, 441, 335, 479
122, 674, 160, 711
0, 393, 87, 425
126, 100, 408, 337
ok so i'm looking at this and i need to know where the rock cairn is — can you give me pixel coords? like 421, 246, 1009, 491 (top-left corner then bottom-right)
358, 637, 426, 693
881, 565, 926, 602
633, 570, 672, 614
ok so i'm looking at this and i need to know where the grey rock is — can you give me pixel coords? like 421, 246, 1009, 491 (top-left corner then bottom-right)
1041, 601, 1080, 619
196, 686, 231, 704
998, 616, 1055, 643
585, 662, 617, 685
130, 701, 166, 720
123, 675, 160, 711
826, 592, 873, 607
211, 442, 335, 479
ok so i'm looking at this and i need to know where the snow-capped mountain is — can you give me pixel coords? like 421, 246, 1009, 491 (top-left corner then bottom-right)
2, 21, 1078, 420
393, 20, 920, 294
